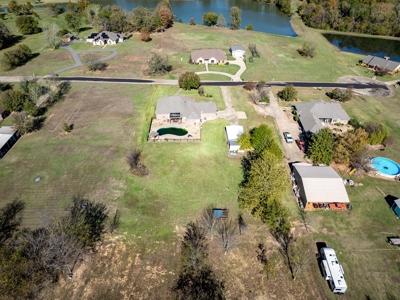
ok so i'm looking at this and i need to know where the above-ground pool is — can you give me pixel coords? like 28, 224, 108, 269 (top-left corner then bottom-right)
371, 157, 400, 178
157, 127, 188, 136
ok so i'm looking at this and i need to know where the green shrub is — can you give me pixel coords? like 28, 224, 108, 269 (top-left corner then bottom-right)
178, 72, 201, 90
0, 44, 32, 71
363, 122, 388, 145
0, 89, 26, 111
15, 16, 39, 34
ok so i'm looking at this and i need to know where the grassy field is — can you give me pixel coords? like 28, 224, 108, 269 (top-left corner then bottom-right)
199, 73, 231, 81
208, 63, 240, 75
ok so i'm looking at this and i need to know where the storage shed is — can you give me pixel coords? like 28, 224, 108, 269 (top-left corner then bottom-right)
230, 45, 246, 58
225, 125, 243, 153
391, 199, 400, 218
0, 126, 19, 158
292, 163, 350, 209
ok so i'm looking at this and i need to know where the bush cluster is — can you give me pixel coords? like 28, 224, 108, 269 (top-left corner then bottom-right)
0, 44, 32, 71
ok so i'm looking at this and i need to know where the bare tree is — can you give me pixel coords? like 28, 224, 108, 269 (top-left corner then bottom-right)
288, 239, 312, 280
127, 147, 149, 176
297, 208, 311, 232
217, 218, 239, 255
43, 22, 60, 49
200, 204, 217, 240
13, 112, 35, 134
180, 222, 208, 268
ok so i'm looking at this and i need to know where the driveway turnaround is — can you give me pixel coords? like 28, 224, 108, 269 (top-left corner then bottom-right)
196, 57, 247, 82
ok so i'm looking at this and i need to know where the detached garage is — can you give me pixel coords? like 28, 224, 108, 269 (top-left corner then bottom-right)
225, 125, 243, 154
292, 163, 350, 210
230, 45, 246, 58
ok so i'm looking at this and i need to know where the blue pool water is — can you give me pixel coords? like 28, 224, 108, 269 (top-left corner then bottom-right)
371, 157, 400, 177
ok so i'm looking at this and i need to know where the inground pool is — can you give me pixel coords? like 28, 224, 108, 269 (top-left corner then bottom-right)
371, 157, 400, 178
157, 127, 188, 136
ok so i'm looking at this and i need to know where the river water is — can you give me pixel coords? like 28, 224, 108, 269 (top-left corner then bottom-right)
92, 0, 297, 36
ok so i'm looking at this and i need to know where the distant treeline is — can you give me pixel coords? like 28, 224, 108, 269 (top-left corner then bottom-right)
251, 0, 291, 15
298, 0, 400, 37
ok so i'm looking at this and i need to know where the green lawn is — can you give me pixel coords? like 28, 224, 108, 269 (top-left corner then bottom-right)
199, 73, 231, 81
208, 63, 240, 75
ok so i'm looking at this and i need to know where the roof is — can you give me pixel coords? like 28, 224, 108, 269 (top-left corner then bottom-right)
394, 199, 400, 207
295, 99, 350, 134
63, 33, 74, 38
0, 126, 16, 149
191, 49, 227, 61
155, 96, 217, 119
225, 125, 244, 142
293, 163, 350, 203
320, 248, 347, 289
89, 31, 124, 42
362, 55, 400, 72
230, 45, 246, 52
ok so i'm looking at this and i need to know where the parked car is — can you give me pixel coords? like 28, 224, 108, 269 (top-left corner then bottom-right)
295, 139, 306, 151
328, 203, 347, 210
283, 132, 293, 143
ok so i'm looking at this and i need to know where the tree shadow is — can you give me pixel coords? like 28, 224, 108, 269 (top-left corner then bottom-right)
78, 27, 92, 32
33, 116, 46, 131
2, 35, 25, 50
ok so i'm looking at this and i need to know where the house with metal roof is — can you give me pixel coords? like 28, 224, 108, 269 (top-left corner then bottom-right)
0, 126, 20, 158
155, 96, 217, 123
225, 125, 244, 153
295, 99, 350, 135
230, 45, 246, 58
362, 55, 400, 73
86, 31, 125, 46
292, 163, 350, 210
191, 49, 227, 64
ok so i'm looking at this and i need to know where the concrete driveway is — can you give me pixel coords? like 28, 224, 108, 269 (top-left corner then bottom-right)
258, 91, 305, 162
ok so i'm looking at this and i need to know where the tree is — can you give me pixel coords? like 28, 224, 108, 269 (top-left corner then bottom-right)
46, 3, 61, 17
84, 53, 108, 72
238, 150, 287, 220
140, 27, 151, 42
364, 122, 389, 145
13, 111, 34, 134
288, 239, 312, 280
131, 6, 154, 31
26, 1, 32, 10
158, 5, 173, 28
276, 0, 291, 14
256, 244, 276, 280
76, 0, 90, 14
298, 42, 316, 58
334, 127, 369, 165
65, 12, 82, 31
189, 18, 195, 25
0, 21, 11, 49
277, 84, 298, 101
308, 127, 335, 165
229, 6, 241, 30
0, 90, 26, 112
199, 204, 217, 240
217, 218, 238, 255
16, 16, 39, 34
326, 86, 352, 102
202, 11, 218, 26
0, 200, 25, 246
178, 72, 201, 90
217, 14, 226, 27
246, 24, 253, 30
249, 124, 273, 150
127, 147, 149, 176
43, 22, 60, 49
0, 44, 32, 71
181, 222, 208, 268
237, 132, 251, 150
67, 0, 75, 12
147, 52, 171, 75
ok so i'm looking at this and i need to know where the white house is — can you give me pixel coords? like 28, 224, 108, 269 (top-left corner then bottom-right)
191, 49, 227, 64
319, 247, 347, 294
225, 125, 244, 153
230, 45, 246, 58
86, 31, 125, 46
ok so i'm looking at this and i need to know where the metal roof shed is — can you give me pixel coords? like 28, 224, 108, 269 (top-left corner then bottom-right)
293, 163, 350, 209
391, 199, 400, 217
225, 125, 243, 152
0, 126, 19, 158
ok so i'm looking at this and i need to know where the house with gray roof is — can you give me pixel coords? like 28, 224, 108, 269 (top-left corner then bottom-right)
295, 99, 350, 135
191, 49, 227, 64
230, 45, 246, 58
155, 96, 217, 123
86, 31, 125, 46
362, 55, 400, 73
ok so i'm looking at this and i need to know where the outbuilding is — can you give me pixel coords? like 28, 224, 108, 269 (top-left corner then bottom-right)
0, 126, 19, 158
225, 125, 243, 154
292, 163, 350, 210
230, 45, 246, 58
391, 199, 400, 218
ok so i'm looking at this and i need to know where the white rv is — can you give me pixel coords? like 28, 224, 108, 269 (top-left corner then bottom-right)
319, 247, 347, 294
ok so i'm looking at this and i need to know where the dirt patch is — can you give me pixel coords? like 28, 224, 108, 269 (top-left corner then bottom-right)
338, 76, 394, 97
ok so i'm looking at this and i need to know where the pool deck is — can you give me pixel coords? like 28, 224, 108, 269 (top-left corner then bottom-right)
148, 119, 201, 142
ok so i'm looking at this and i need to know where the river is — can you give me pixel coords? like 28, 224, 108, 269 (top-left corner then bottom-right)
323, 33, 400, 62
91, 0, 297, 36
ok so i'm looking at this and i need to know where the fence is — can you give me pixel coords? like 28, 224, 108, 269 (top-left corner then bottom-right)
148, 138, 201, 143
